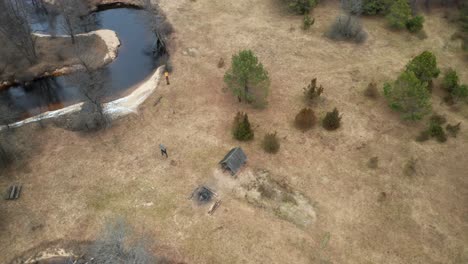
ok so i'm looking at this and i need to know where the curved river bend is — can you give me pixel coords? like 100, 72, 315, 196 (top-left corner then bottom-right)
3, 8, 160, 117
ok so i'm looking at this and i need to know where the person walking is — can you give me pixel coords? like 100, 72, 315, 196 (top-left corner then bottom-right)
159, 144, 168, 158
164, 71, 170, 85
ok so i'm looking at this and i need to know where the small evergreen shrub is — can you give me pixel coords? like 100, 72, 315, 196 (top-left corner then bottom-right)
285, 0, 317, 15
327, 14, 368, 43
322, 108, 342, 131
442, 68, 459, 92
362, 0, 389, 15
364, 82, 378, 98
452, 84, 468, 102
295, 108, 316, 131
406, 15, 424, 33
303, 15, 315, 30
428, 122, 447, 143
383, 71, 431, 121
303, 78, 324, 103
386, 0, 411, 29
406, 51, 440, 84
417, 117, 449, 143
232, 112, 254, 141
446, 122, 461, 138
262, 132, 280, 154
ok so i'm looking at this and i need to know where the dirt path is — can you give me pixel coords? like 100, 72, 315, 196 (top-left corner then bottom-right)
1, 1, 467, 263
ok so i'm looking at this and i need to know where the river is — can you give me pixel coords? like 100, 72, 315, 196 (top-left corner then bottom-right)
1, 7, 160, 118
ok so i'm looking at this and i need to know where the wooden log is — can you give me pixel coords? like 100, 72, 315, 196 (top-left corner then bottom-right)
14, 185, 21, 199
9, 185, 17, 200
153, 96, 163, 107
5, 186, 13, 200
208, 200, 221, 215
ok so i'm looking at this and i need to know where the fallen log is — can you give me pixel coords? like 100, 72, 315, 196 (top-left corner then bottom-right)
14, 185, 22, 199
9, 185, 17, 200
208, 200, 221, 215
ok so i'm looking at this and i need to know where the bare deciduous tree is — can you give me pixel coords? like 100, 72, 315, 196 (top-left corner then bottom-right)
326, 14, 368, 43
341, 0, 363, 15
143, 0, 173, 57
57, 0, 88, 44
0, 0, 38, 64
89, 218, 156, 264
65, 40, 110, 131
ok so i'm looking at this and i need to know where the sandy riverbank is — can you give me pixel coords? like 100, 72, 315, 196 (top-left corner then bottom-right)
0, 65, 163, 130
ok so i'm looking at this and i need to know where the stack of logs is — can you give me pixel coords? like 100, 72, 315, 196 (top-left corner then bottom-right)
5, 184, 21, 200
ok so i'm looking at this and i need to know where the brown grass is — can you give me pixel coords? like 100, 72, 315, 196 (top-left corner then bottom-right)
1, 0, 468, 263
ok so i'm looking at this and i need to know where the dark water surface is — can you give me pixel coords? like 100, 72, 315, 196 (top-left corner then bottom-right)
2, 8, 158, 117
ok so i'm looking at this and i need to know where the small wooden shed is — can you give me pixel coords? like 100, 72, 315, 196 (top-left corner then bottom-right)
219, 147, 247, 176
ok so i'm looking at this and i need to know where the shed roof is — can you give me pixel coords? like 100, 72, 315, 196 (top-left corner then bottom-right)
219, 147, 247, 175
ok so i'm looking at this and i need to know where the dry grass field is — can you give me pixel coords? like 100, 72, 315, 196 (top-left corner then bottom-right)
1, 0, 467, 263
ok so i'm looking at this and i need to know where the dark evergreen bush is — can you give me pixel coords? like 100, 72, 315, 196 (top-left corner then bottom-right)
442, 68, 459, 92
362, 0, 389, 15
322, 108, 342, 131
428, 122, 447, 143
295, 108, 316, 131
233, 112, 254, 141
406, 15, 424, 33
284, 0, 317, 15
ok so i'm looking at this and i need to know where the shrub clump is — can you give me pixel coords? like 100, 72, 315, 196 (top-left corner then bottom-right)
383, 70, 431, 121
416, 115, 449, 143
441, 68, 468, 104
362, 0, 390, 16
406, 51, 440, 84
303, 14, 315, 30
428, 122, 447, 143
364, 82, 379, 98
285, 0, 317, 15
232, 112, 254, 141
386, 0, 411, 29
406, 15, 424, 33
303, 78, 323, 103
326, 14, 368, 43
322, 108, 342, 131
294, 108, 316, 131
262, 132, 280, 154
446, 122, 461, 138
442, 68, 459, 92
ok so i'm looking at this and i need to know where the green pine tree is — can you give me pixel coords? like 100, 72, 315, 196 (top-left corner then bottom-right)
383, 71, 432, 121
224, 50, 270, 108
406, 51, 440, 84
232, 112, 254, 141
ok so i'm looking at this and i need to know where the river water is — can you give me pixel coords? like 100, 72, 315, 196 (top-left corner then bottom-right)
2, 8, 159, 117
